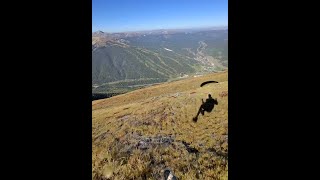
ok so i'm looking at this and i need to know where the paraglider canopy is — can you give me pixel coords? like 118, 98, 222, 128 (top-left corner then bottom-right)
200, 81, 218, 87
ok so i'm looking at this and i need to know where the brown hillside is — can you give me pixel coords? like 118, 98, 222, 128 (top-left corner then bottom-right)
92, 71, 228, 180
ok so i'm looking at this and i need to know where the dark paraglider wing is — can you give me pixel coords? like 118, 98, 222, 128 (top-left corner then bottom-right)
200, 81, 219, 87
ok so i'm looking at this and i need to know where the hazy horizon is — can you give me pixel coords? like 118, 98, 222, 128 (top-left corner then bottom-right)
92, 25, 228, 34
93, 0, 228, 33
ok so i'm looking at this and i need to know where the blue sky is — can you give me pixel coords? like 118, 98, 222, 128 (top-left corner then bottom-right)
92, 0, 228, 33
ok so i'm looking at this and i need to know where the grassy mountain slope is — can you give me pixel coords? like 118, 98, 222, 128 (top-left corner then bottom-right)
92, 71, 228, 180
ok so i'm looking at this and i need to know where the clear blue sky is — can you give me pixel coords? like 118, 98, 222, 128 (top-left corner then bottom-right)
92, 0, 228, 33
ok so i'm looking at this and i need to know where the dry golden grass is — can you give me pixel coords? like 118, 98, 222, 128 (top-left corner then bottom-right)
92, 71, 228, 180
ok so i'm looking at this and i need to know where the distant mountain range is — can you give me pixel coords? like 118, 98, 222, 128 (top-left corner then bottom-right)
92, 28, 228, 93
93, 26, 228, 34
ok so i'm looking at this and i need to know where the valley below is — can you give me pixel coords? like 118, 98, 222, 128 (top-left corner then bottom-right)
92, 29, 228, 95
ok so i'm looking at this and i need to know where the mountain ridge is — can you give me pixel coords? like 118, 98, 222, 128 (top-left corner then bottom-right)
92, 29, 228, 94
